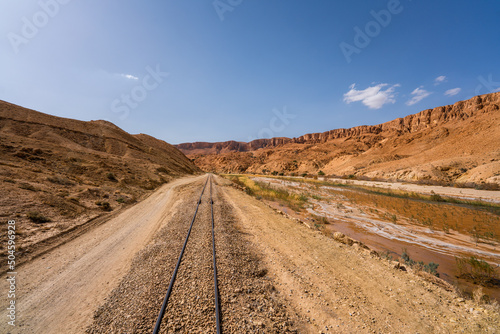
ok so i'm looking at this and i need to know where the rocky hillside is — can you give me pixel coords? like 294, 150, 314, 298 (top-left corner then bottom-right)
178, 93, 500, 185
0, 100, 200, 251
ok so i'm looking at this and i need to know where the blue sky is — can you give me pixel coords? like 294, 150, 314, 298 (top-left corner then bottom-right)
1, 1, 499, 144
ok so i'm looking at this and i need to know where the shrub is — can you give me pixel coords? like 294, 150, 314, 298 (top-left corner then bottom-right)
442, 223, 450, 234
380, 251, 393, 261
401, 249, 415, 266
401, 248, 439, 277
156, 167, 169, 174
311, 214, 329, 225
455, 256, 498, 284
318, 170, 325, 176
101, 202, 112, 211
473, 287, 488, 304
141, 179, 161, 190
27, 212, 51, 224
423, 262, 440, 276
228, 176, 307, 212
106, 173, 118, 182
430, 191, 445, 202
96, 201, 112, 211
19, 183, 37, 191
68, 197, 80, 204
298, 194, 308, 202
47, 176, 75, 186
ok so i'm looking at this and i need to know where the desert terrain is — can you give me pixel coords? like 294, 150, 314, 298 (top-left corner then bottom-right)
2, 1, 498, 332
1, 99, 499, 333
2, 175, 499, 333
178, 92, 500, 187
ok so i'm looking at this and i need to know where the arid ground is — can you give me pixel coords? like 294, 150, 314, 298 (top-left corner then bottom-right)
2, 175, 499, 333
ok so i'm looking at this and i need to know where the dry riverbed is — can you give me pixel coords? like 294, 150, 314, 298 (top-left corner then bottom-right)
248, 176, 500, 301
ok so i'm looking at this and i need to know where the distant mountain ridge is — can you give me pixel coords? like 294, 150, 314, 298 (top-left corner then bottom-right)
177, 93, 500, 185
177, 93, 496, 154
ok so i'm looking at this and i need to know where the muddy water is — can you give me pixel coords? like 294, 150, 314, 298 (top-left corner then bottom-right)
253, 176, 500, 301
329, 220, 500, 301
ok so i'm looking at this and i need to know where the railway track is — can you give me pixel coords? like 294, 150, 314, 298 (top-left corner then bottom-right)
153, 174, 221, 334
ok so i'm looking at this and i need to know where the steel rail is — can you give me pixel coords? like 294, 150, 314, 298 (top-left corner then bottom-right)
153, 176, 209, 334
210, 174, 222, 333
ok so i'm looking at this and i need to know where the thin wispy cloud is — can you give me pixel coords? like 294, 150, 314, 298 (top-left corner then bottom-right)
121, 74, 139, 80
434, 75, 446, 85
444, 88, 461, 96
406, 87, 432, 106
343, 83, 400, 109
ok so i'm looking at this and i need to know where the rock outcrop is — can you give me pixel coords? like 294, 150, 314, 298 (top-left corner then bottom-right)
178, 93, 500, 184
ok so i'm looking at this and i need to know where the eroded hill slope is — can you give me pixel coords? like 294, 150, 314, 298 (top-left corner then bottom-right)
0, 100, 200, 254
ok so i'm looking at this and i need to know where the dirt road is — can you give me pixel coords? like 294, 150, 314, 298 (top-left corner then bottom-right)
2, 175, 499, 333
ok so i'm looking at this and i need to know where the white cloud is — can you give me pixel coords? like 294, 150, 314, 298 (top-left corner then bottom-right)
434, 75, 446, 85
343, 83, 400, 109
444, 88, 461, 96
406, 86, 432, 106
121, 74, 139, 80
